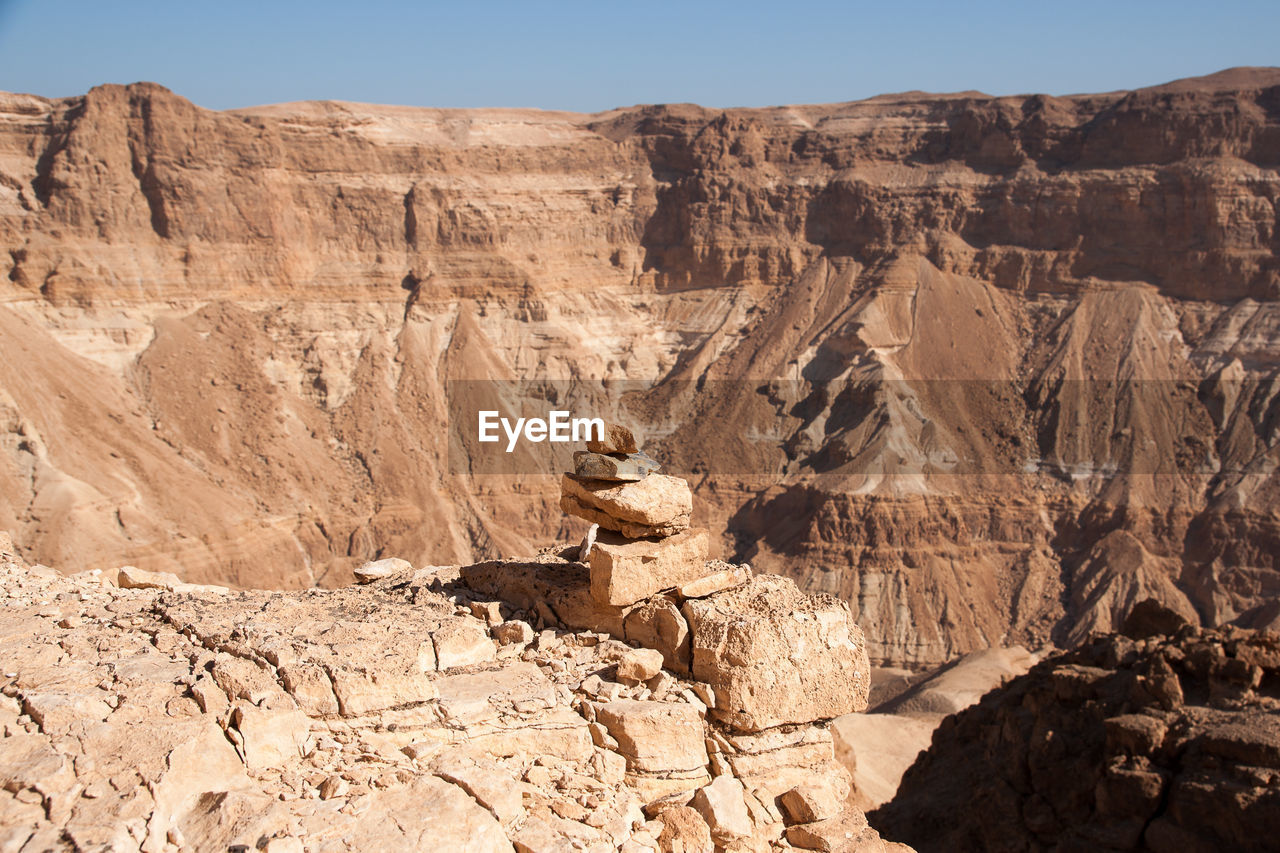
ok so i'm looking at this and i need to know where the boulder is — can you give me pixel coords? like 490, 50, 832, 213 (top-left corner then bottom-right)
594, 700, 710, 776
779, 784, 846, 825
354, 557, 412, 584
589, 529, 710, 606
623, 595, 692, 675
683, 575, 871, 732
617, 648, 665, 684
561, 474, 692, 538
689, 775, 752, 843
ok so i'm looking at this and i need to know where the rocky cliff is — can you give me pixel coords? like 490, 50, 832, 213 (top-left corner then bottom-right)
2, 68, 1280, 665
870, 601, 1280, 852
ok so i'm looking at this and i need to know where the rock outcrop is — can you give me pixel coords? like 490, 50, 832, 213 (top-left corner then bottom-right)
0, 468, 898, 853
2, 70, 1280, 668
870, 600, 1280, 852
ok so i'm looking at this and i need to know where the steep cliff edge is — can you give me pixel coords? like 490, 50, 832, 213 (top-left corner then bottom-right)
2, 69, 1279, 665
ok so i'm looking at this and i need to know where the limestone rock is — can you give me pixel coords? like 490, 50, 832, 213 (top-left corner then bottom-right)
623, 595, 692, 675
355, 557, 412, 584
786, 807, 883, 852
656, 805, 714, 853
492, 620, 535, 646
780, 784, 846, 825
230, 703, 309, 771
677, 563, 751, 600
689, 774, 753, 843
683, 575, 871, 731
617, 647, 666, 684
594, 700, 710, 775
585, 422, 639, 455
117, 565, 183, 590
561, 474, 692, 538
589, 528, 710, 606
434, 621, 497, 670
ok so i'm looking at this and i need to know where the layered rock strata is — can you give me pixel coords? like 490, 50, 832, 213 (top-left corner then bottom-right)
6, 72, 1279, 667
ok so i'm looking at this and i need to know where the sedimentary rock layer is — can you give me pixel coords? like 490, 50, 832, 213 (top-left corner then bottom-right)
2, 69, 1279, 663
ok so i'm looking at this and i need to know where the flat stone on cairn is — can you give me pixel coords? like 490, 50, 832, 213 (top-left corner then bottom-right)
573, 450, 661, 482
559, 422, 712, 607
560, 473, 692, 538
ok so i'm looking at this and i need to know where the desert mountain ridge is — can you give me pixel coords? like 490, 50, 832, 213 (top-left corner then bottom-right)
1, 68, 1279, 668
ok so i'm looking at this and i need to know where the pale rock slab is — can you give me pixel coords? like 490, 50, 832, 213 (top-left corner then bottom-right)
723, 719, 853, 804
354, 556, 412, 584
624, 595, 692, 675
117, 565, 183, 590
230, 703, 309, 771
561, 473, 692, 538
431, 755, 525, 826
690, 774, 753, 843
492, 620, 535, 646
780, 784, 846, 825
785, 807, 892, 852
276, 662, 340, 717
589, 528, 710, 607
433, 620, 497, 670
328, 664, 438, 716
593, 700, 709, 775
683, 575, 871, 731
306, 775, 515, 852
656, 805, 714, 853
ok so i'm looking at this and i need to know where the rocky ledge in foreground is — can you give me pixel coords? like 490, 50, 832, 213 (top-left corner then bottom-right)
0, 439, 903, 853
870, 600, 1280, 853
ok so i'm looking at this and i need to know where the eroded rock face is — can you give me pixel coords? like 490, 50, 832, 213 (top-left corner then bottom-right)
871, 604, 1280, 853
2, 75, 1280, 667
685, 575, 872, 731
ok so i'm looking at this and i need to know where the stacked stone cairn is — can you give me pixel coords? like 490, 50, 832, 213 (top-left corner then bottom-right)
460, 422, 897, 849
561, 423, 712, 608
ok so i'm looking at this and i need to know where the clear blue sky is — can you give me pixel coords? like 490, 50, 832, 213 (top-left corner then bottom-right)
1, 0, 1276, 112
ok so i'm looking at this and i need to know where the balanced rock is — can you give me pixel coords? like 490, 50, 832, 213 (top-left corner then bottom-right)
561, 473, 692, 538
586, 422, 639, 455
573, 450, 661, 482
589, 528, 710, 606
683, 575, 871, 732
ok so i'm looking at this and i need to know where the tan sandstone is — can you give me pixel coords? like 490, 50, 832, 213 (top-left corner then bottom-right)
589, 528, 711, 606
683, 575, 871, 731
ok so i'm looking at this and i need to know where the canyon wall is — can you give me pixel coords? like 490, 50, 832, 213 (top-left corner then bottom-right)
2, 68, 1279, 665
